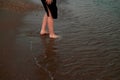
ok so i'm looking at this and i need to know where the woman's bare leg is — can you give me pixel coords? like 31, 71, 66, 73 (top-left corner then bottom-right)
47, 9, 59, 38
40, 13, 48, 35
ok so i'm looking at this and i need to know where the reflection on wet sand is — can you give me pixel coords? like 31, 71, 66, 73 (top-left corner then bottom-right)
35, 36, 59, 80
0, 0, 120, 80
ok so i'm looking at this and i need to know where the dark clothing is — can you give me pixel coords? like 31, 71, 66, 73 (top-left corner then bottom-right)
41, 0, 58, 19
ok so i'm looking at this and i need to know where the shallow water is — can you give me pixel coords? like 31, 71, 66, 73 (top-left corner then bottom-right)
0, 0, 120, 80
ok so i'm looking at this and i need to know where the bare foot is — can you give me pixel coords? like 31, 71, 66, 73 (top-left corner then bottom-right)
49, 34, 59, 39
40, 31, 49, 35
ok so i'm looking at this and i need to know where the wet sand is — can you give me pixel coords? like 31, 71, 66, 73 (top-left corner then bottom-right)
0, 0, 42, 13
0, 0, 120, 80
